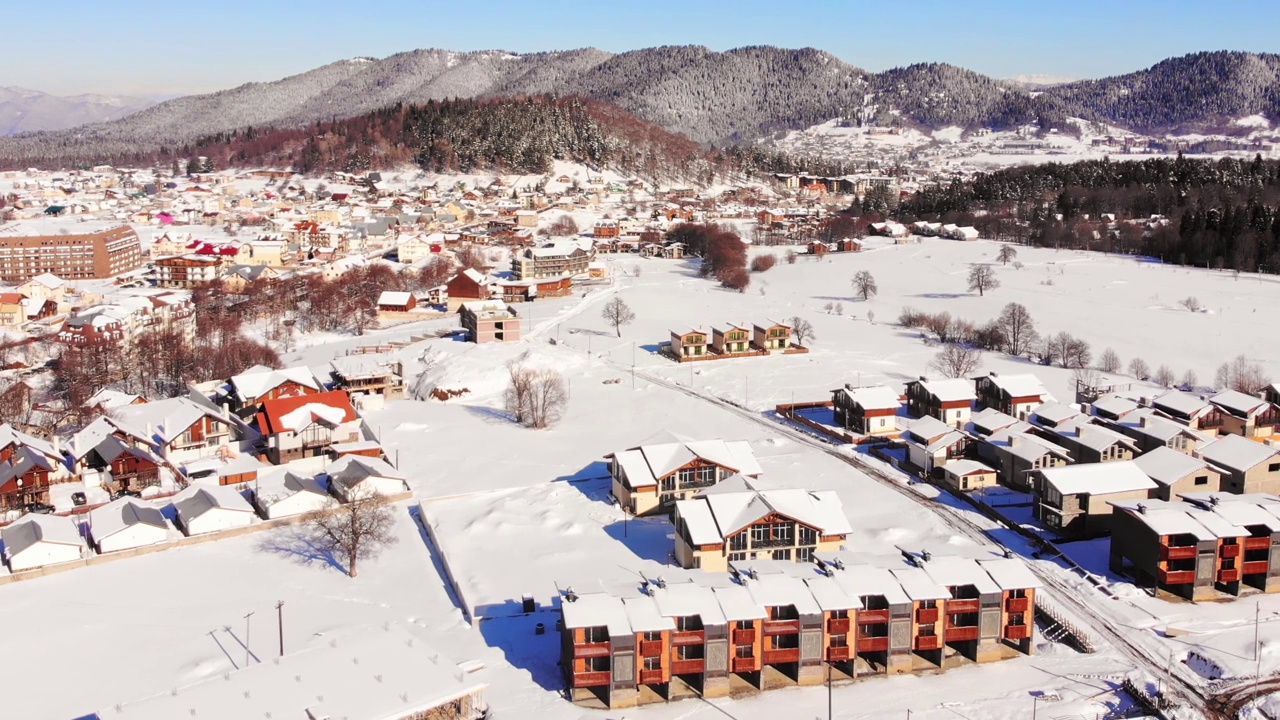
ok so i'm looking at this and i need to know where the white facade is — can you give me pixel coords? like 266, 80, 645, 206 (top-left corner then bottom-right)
2, 514, 85, 572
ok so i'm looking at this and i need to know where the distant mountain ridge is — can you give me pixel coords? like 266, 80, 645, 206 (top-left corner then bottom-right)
1, 48, 1277, 166
0, 86, 154, 135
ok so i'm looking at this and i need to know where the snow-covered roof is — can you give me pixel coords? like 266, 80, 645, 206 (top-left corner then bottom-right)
173, 485, 254, 522
89, 496, 167, 540
920, 556, 1001, 595
1038, 461, 1156, 496
982, 373, 1049, 399
327, 455, 405, 489
906, 415, 957, 444
680, 477, 851, 541
95, 624, 486, 720
837, 385, 901, 410
977, 557, 1043, 591
609, 435, 761, 488
1198, 435, 1280, 473
915, 378, 976, 403
258, 390, 357, 435
650, 581, 727, 625
968, 407, 1020, 435
1054, 421, 1140, 453
943, 459, 995, 477
888, 566, 951, 601
1111, 499, 1232, 540
622, 595, 676, 633
1152, 390, 1210, 419
377, 290, 413, 306
1030, 402, 1081, 426
1092, 395, 1140, 418
561, 592, 632, 634
712, 585, 767, 621
740, 572, 821, 615
112, 397, 226, 446
1209, 389, 1270, 418
1133, 447, 1210, 486
1, 513, 83, 557
229, 365, 324, 403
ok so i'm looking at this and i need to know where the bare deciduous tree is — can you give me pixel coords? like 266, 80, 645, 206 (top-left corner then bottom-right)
601, 296, 636, 337
1153, 364, 1176, 387
967, 265, 999, 296
852, 270, 878, 301
1097, 347, 1122, 373
997, 245, 1018, 265
788, 316, 814, 347
547, 214, 579, 237
1128, 357, 1151, 380
1179, 369, 1199, 390
303, 490, 398, 578
996, 303, 1037, 356
505, 362, 568, 429
1179, 296, 1202, 312
930, 344, 982, 378
1215, 354, 1271, 394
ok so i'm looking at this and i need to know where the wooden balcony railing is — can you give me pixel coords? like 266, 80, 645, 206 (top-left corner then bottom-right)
857, 636, 889, 652
915, 635, 942, 651
763, 619, 800, 636
1004, 625, 1031, 641
763, 647, 801, 665
1161, 544, 1198, 561
827, 645, 852, 661
732, 656, 758, 674
1220, 543, 1242, 558
1244, 537, 1271, 551
671, 659, 704, 675
946, 626, 980, 642
1005, 597, 1030, 613
733, 628, 756, 644
916, 607, 939, 624
827, 617, 851, 634
1244, 560, 1271, 575
640, 640, 663, 657
1219, 568, 1242, 583
572, 671, 611, 687
946, 599, 980, 614
574, 642, 610, 658
1158, 569, 1197, 585
858, 609, 890, 624
639, 669, 664, 685
672, 630, 705, 647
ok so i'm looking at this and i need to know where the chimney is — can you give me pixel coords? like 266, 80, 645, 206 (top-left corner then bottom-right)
1140, 416, 1149, 428
920, 549, 932, 563
1136, 503, 1147, 514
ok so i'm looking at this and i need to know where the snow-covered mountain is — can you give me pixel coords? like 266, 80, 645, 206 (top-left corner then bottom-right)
0, 86, 155, 135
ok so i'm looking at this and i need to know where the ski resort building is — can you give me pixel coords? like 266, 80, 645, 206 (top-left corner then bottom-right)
607, 431, 763, 516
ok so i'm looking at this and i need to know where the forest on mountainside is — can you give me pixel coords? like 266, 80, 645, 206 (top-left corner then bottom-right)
896, 155, 1280, 272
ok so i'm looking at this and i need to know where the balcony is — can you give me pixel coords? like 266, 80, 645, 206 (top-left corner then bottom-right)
640, 669, 664, 685
1244, 560, 1271, 575
733, 628, 757, 644
946, 599, 980, 614
916, 607, 939, 624
732, 657, 758, 674
1244, 537, 1272, 551
858, 609, 890, 624
946, 626, 980, 642
827, 645, 852, 661
672, 630, 705, 647
1221, 543, 1242, 558
763, 647, 801, 665
827, 617, 851, 634
1004, 625, 1032, 641
752, 536, 795, 549
763, 619, 801, 636
1161, 544, 1198, 561
572, 671, 611, 688
857, 636, 889, 652
1219, 568, 1242, 583
574, 642, 610, 658
640, 640, 663, 657
1005, 597, 1030, 613
671, 659, 704, 675
1158, 569, 1196, 585
915, 635, 942, 651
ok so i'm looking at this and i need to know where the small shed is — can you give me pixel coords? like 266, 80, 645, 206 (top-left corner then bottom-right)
2, 513, 84, 571
327, 456, 408, 502
376, 291, 416, 313
253, 471, 333, 520
89, 497, 171, 553
173, 485, 256, 536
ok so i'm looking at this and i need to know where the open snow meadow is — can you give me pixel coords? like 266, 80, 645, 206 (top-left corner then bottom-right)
11, 236, 1280, 719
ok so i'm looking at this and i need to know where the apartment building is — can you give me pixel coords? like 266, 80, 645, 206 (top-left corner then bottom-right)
155, 254, 222, 288
0, 225, 142, 281
458, 300, 521, 343
558, 550, 1038, 709
510, 241, 593, 279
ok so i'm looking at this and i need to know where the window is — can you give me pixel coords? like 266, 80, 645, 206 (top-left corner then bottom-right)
676, 616, 702, 632
585, 626, 609, 643
585, 656, 610, 671
677, 644, 703, 660
829, 633, 848, 648
736, 620, 753, 630
728, 552, 747, 562
643, 655, 661, 670
693, 556, 701, 569
735, 644, 753, 658
796, 547, 814, 563
798, 526, 817, 546
772, 548, 792, 561
1008, 613, 1025, 626
1270, 463, 1280, 473
1195, 475, 1209, 486
643, 631, 663, 642
918, 624, 936, 637
729, 533, 748, 551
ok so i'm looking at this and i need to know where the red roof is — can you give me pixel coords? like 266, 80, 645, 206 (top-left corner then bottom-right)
256, 390, 357, 435
0, 293, 26, 304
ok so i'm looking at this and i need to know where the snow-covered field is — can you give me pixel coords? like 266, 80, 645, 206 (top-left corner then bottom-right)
11, 236, 1280, 718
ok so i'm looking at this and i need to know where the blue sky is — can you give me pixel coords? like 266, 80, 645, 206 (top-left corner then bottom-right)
4, 0, 1278, 97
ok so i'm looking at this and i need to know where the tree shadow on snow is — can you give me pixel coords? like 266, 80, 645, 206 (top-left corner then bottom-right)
255, 524, 348, 575
463, 405, 515, 425
911, 292, 972, 299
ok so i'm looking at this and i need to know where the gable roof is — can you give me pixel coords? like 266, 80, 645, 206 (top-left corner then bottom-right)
913, 378, 977, 403
1133, 447, 1211, 486
2, 513, 83, 556
836, 385, 901, 411
1198, 435, 1280, 473
1038, 461, 1156, 496
89, 496, 168, 540
229, 365, 325, 404
609, 436, 761, 488
678, 479, 851, 541
257, 390, 357, 435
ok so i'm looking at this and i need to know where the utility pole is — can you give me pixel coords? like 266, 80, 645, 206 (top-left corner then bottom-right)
826, 661, 833, 720
1258, 601, 1263, 678
244, 611, 255, 667
276, 601, 285, 657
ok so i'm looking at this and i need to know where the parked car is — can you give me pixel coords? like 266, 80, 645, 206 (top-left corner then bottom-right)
24, 502, 55, 514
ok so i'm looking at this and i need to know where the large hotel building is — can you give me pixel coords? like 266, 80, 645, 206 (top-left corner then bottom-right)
0, 225, 143, 281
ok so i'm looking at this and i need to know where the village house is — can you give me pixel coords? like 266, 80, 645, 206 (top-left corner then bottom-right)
752, 321, 793, 352
1196, 435, 1280, 495
2, 513, 85, 572
1107, 407, 1212, 455
941, 459, 999, 493
221, 364, 327, 417
376, 290, 417, 314
607, 431, 762, 516
0, 423, 72, 511
251, 470, 332, 519
673, 477, 850, 571
111, 397, 240, 466
329, 354, 406, 400
902, 416, 972, 475
1151, 390, 1226, 432
1039, 418, 1140, 465
973, 373, 1050, 421
979, 424, 1072, 491
443, 269, 494, 310
905, 378, 977, 428
255, 390, 361, 465
710, 323, 752, 355
669, 329, 708, 359
327, 455, 409, 502
1206, 390, 1280, 438
459, 300, 521, 344
1133, 446, 1223, 501
1033, 462, 1157, 537
1109, 493, 1280, 601
831, 385, 901, 436
173, 484, 257, 536
88, 496, 171, 553
558, 549, 1038, 708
